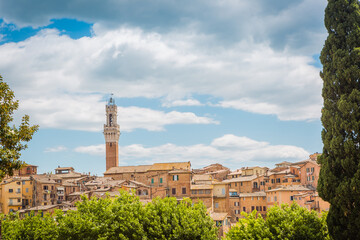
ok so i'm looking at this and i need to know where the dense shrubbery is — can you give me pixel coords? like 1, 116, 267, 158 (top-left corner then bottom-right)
225, 203, 330, 240
2, 191, 217, 240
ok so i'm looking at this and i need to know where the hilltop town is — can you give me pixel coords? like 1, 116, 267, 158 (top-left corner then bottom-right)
0, 97, 329, 234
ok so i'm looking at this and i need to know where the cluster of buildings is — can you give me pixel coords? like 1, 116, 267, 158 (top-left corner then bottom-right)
0, 97, 329, 236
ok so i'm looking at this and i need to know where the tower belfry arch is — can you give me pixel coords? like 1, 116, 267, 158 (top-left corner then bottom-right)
103, 94, 120, 170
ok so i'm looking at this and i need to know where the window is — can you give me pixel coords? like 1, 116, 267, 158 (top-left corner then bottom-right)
73, 187, 75, 192
205, 190, 211, 194
16, 188, 20, 193
240, 182, 243, 186
9, 189, 13, 193
51, 186, 54, 190
215, 202, 219, 208
17, 198, 21, 202
43, 186, 48, 190
276, 178, 280, 183
311, 167, 314, 172
160, 178, 163, 184
256, 206, 259, 211
260, 206, 262, 211
251, 197, 254, 200
222, 188, 225, 195
16, 182, 20, 185
235, 182, 237, 187
234, 202, 239, 206
26, 188, 29, 193
151, 178, 154, 184
274, 196, 277, 201
268, 197, 270, 202
251, 206, 254, 211
312, 176, 315, 181
172, 188, 176, 195
173, 175, 179, 181
43, 194, 47, 201
271, 179, 275, 184
191, 190, 197, 194
263, 206, 266, 211
22, 180, 26, 185
9, 199, 13, 205
290, 196, 294, 201
243, 207, 246, 211
182, 187, 186, 194
198, 190, 204, 194
235, 210, 240, 214
306, 168, 309, 173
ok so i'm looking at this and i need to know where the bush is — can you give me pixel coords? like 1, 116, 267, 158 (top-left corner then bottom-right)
225, 203, 330, 240
2, 191, 217, 240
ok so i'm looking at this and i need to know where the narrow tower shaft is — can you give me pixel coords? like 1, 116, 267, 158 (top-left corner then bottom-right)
103, 96, 120, 170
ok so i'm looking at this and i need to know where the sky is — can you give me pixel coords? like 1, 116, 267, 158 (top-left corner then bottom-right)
0, 0, 327, 176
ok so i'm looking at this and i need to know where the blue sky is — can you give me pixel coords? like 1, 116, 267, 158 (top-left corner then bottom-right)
0, 0, 327, 175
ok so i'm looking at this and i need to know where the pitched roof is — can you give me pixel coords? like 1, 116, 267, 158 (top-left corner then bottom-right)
210, 212, 229, 221
190, 184, 213, 190
239, 192, 266, 197
192, 174, 212, 181
266, 185, 314, 192
148, 162, 191, 171
222, 175, 258, 183
104, 165, 152, 174
55, 167, 74, 171
228, 169, 242, 176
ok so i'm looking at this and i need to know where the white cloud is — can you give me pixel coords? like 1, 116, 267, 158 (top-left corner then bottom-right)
18, 93, 217, 132
74, 144, 104, 155
162, 99, 204, 107
75, 134, 309, 169
44, 146, 67, 153
0, 25, 322, 125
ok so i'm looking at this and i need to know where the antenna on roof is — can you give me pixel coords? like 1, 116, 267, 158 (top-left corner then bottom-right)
108, 93, 115, 105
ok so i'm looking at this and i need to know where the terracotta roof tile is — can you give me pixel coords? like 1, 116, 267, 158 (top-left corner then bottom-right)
104, 165, 152, 174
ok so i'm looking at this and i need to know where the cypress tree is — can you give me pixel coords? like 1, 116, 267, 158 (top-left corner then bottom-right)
318, 0, 360, 239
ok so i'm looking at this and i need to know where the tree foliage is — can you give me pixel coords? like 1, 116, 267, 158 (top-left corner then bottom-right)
318, 0, 360, 239
0, 75, 38, 179
1, 191, 218, 240
225, 203, 330, 240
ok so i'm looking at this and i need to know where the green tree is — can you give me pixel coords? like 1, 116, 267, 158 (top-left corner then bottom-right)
225, 203, 330, 240
2, 191, 218, 240
0, 75, 38, 179
318, 0, 360, 239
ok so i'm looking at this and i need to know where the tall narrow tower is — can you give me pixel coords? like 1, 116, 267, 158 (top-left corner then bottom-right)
103, 95, 120, 170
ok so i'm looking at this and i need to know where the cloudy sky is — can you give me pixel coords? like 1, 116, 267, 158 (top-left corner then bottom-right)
0, 0, 327, 175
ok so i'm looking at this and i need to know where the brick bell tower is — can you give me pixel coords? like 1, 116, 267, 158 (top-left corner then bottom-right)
103, 95, 120, 170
